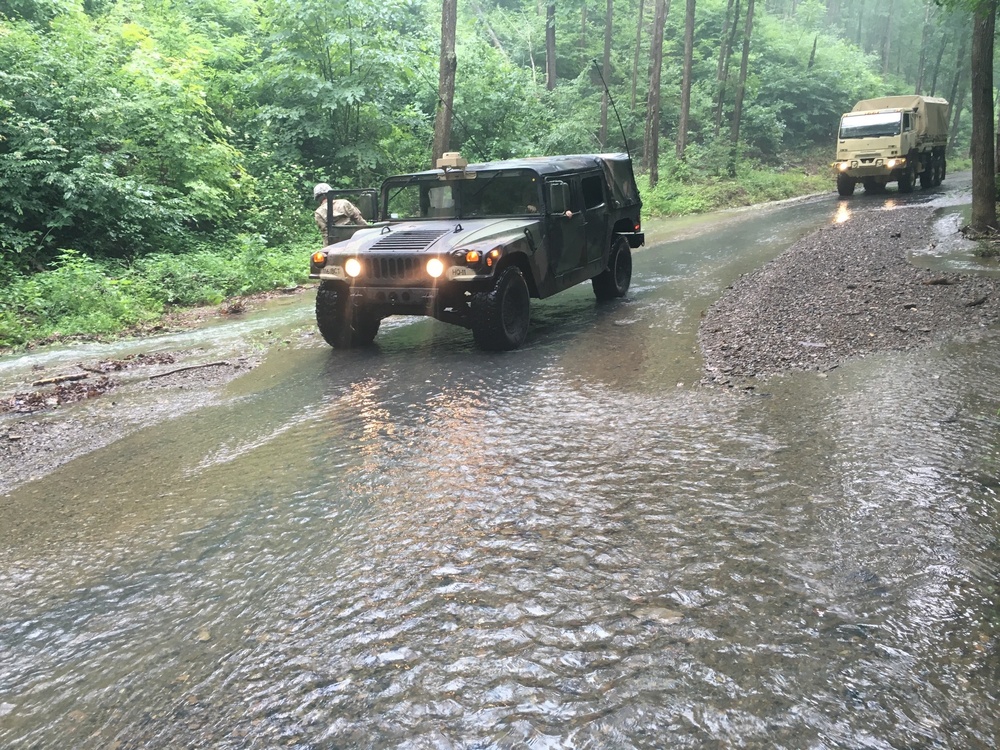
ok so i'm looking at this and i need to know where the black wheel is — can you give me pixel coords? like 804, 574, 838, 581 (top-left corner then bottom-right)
898, 161, 915, 193
592, 235, 632, 301
940, 155, 947, 184
837, 173, 855, 197
315, 282, 380, 349
919, 164, 933, 189
471, 265, 531, 351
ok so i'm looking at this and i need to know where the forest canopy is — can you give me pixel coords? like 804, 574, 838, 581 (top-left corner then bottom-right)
0, 0, 980, 343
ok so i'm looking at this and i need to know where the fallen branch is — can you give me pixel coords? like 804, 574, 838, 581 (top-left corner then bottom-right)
149, 361, 231, 380
31, 373, 89, 387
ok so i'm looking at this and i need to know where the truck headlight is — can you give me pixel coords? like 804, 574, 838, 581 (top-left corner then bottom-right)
345, 258, 362, 278
426, 258, 445, 278
838, 162, 850, 171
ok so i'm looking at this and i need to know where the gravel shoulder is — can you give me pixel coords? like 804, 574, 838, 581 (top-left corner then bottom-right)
698, 205, 1000, 385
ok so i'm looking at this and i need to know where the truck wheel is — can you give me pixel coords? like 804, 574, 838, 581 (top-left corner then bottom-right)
316, 282, 380, 349
592, 236, 632, 301
836, 173, 855, 197
898, 162, 915, 193
471, 265, 531, 351
919, 159, 934, 189
940, 156, 947, 183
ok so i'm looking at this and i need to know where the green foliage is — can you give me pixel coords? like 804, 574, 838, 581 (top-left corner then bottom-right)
640, 146, 831, 217
0, 239, 309, 348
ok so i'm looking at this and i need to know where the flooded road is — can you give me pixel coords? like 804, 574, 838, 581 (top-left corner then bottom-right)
2, 177, 999, 748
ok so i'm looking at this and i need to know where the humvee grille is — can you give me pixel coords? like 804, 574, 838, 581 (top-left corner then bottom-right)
365, 256, 419, 280
371, 229, 450, 252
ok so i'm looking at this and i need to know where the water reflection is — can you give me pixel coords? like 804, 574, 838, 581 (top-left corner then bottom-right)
834, 202, 851, 224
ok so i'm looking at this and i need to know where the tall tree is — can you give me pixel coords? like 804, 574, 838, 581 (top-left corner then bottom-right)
600, 0, 614, 146
729, 0, 755, 154
714, 0, 741, 137
677, 0, 695, 158
644, 0, 669, 185
914, 0, 934, 93
969, 0, 997, 232
631, 0, 646, 111
546, 0, 557, 90
432, 0, 458, 164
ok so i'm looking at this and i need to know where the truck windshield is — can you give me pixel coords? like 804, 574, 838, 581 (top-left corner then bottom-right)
384, 171, 541, 220
839, 112, 901, 139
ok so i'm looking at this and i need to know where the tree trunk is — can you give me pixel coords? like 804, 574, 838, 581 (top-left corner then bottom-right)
729, 0, 755, 155
631, 0, 645, 111
914, 0, 933, 94
644, 0, 669, 185
881, 0, 895, 76
431, 0, 458, 165
949, 66, 968, 149
947, 32, 968, 135
546, 1, 557, 91
714, 0, 740, 137
600, 0, 614, 146
929, 31, 949, 96
677, 0, 695, 158
969, 0, 997, 232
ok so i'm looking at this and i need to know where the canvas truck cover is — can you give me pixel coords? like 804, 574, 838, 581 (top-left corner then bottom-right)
851, 95, 949, 139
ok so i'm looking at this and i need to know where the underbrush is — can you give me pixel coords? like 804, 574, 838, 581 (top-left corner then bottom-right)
638, 146, 832, 216
0, 237, 311, 349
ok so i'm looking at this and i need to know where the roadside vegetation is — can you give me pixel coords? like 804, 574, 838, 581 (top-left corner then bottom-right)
0, 0, 981, 350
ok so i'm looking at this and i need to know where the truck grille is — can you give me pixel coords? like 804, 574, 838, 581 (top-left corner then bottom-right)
365, 256, 420, 281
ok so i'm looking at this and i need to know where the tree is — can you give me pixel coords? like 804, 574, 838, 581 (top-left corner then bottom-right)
643, 0, 669, 185
546, 0, 557, 90
729, 0, 755, 155
969, 0, 997, 232
599, 0, 613, 146
676, 0, 695, 158
432, 0, 459, 164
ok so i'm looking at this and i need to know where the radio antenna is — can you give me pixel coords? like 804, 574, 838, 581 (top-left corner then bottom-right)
592, 59, 630, 158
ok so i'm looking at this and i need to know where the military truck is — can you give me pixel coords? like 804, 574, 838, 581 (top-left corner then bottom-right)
834, 95, 949, 197
309, 152, 644, 351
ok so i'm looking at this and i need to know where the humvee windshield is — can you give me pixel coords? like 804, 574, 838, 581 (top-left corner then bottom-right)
839, 112, 902, 139
384, 170, 542, 220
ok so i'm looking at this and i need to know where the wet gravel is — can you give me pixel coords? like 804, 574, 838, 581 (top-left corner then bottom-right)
699, 205, 1000, 384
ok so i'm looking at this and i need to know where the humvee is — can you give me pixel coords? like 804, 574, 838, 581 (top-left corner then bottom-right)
309, 152, 644, 351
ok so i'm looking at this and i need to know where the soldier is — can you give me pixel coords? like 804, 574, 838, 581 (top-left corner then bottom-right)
313, 183, 366, 244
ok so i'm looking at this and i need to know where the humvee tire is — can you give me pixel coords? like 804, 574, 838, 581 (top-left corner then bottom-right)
316, 282, 380, 348
592, 235, 632, 301
471, 265, 531, 351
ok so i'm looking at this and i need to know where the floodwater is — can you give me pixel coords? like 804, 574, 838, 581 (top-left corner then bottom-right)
1, 176, 998, 749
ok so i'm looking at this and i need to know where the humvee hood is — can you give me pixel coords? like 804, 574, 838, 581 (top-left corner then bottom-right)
328, 218, 540, 255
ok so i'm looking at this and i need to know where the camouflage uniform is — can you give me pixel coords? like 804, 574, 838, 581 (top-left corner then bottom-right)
314, 198, 367, 245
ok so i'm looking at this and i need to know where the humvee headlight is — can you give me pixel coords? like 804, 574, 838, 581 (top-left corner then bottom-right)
426, 258, 445, 278
311, 251, 327, 265
345, 258, 362, 278
465, 250, 481, 264
486, 247, 502, 268
838, 161, 850, 171
886, 158, 900, 169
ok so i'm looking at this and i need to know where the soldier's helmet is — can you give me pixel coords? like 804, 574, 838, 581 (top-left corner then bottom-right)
313, 183, 333, 199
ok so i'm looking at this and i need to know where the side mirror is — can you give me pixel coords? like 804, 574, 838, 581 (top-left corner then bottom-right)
547, 181, 570, 214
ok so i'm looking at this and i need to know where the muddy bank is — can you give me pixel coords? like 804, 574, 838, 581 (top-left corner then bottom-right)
0, 287, 314, 497
699, 205, 1000, 385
